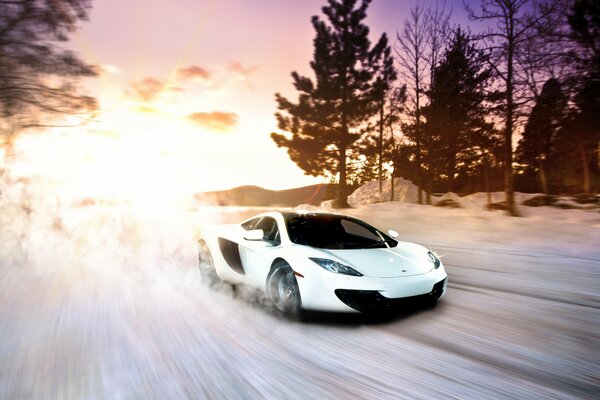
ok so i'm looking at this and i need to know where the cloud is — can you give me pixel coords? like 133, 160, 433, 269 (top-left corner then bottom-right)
127, 77, 166, 102
126, 77, 182, 103
226, 61, 258, 89
100, 64, 120, 75
227, 61, 258, 79
124, 61, 257, 106
177, 62, 258, 90
187, 111, 238, 132
177, 65, 212, 81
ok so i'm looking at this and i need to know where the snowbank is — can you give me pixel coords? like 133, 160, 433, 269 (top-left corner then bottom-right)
435, 192, 461, 208
348, 178, 419, 206
2, 165, 599, 399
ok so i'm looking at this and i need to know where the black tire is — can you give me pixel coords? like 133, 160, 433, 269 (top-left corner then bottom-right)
198, 241, 220, 287
267, 261, 302, 317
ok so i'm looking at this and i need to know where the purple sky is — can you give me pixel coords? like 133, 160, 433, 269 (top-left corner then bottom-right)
62, 0, 476, 192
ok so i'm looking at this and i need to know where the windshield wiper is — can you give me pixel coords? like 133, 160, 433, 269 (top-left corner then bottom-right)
364, 241, 388, 249
365, 237, 397, 249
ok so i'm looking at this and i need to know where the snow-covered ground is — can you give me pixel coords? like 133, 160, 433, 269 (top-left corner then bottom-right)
1, 173, 599, 399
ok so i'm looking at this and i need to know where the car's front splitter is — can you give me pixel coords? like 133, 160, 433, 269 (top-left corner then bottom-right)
334, 277, 447, 313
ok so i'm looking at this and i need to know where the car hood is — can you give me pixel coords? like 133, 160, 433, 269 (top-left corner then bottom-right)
322, 242, 433, 278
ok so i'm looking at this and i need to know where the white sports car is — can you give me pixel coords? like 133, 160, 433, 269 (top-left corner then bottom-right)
197, 211, 447, 314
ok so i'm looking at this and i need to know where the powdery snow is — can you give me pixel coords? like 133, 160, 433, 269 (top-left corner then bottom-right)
435, 192, 461, 207
347, 178, 419, 206
346, 178, 552, 211
1, 167, 599, 399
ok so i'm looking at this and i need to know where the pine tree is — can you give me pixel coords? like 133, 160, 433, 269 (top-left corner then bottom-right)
565, 0, 600, 193
271, 0, 387, 207
516, 78, 567, 194
423, 28, 493, 193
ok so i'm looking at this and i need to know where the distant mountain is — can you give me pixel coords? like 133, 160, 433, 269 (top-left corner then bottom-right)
194, 184, 337, 207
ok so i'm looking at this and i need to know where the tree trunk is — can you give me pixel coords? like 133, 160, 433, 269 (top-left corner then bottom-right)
597, 140, 600, 171
537, 158, 548, 195
336, 145, 349, 208
390, 170, 395, 201
378, 101, 384, 194
504, 21, 518, 216
448, 141, 457, 193
577, 139, 590, 194
426, 168, 432, 204
484, 156, 491, 206
415, 79, 423, 204
336, 62, 350, 209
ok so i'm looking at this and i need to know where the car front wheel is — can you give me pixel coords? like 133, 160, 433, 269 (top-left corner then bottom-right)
267, 261, 302, 317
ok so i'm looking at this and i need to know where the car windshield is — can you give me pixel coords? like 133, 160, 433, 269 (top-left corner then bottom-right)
283, 213, 397, 250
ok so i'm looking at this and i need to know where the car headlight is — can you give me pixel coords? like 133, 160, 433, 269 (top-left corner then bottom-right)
428, 251, 441, 269
309, 258, 363, 276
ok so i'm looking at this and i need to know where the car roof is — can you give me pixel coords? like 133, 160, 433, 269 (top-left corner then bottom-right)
280, 210, 348, 219
241, 210, 349, 224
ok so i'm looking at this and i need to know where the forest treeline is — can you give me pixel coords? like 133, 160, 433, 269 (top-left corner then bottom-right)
271, 0, 599, 214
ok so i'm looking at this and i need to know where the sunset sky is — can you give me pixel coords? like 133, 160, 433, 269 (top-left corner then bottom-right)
16, 0, 472, 197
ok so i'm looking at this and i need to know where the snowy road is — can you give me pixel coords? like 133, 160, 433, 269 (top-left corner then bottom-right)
1, 203, 599, 399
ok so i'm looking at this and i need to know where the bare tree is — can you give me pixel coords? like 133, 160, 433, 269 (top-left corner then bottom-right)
395, 2, 430, 204
465, 0, 559, 216
424, 1, 451, 203
426, 1, 452, 94
516, 1, 572, 101
387, 85, 407, 201
370, 31, 398, 194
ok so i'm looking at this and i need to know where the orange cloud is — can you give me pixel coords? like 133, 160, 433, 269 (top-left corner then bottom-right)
177, 65, 211, 81
126, 77, 182, 103
187, 111, 238, 132
127, 77, 166, 102
227, 61, 258, 90
227, 61, 258, 78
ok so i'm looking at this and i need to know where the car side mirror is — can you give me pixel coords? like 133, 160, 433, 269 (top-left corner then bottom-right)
387, 229, 399, 238
244, 229, 264, 241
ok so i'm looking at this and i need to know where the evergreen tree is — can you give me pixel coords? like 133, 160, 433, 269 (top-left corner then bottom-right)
271, 0, 387, 207
516, 78, 567, 194
565, 0, 600, 193
423, 28, 492, 193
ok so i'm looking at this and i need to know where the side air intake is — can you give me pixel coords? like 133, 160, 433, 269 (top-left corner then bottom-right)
218, 238, 245, 274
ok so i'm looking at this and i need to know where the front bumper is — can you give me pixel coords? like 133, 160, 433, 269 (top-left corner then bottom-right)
295, 259, 448, 313
335, 277, 447, 312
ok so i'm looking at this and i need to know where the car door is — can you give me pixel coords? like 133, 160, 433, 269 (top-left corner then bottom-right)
239, 216, 282, 288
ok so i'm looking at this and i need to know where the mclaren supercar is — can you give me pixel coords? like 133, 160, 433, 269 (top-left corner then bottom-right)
197, 211, 447, 314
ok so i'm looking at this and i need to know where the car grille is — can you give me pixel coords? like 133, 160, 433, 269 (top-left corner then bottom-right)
335, 278, 447, 313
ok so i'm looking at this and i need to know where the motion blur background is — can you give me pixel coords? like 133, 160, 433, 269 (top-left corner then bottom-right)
0, 0, 598, 398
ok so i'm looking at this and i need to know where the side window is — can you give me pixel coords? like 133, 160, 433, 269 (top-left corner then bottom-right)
241, 217, 261, 231
254, 217, 281, 245
341, 219, 380, 241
